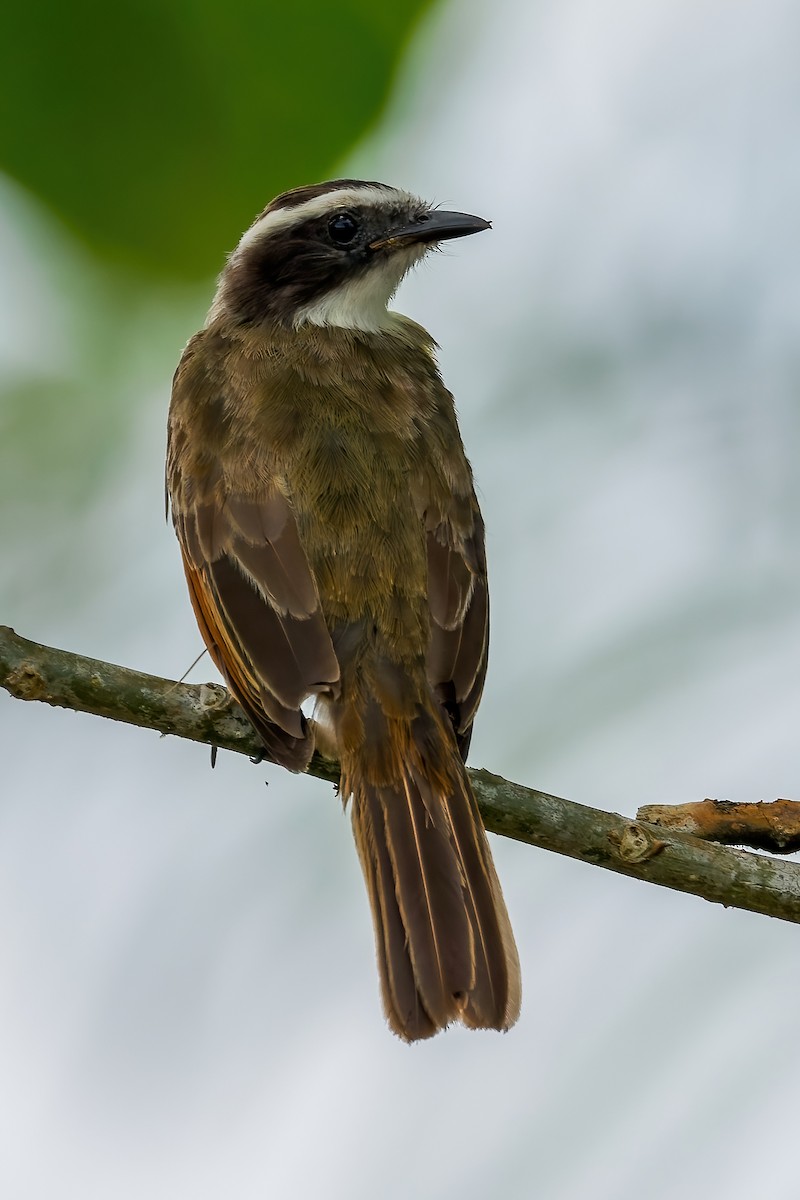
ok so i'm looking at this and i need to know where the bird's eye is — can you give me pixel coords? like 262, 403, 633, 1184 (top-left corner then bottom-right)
328, 213, 360, 245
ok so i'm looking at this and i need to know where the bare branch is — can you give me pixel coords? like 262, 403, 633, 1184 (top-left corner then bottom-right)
638, 798, 800, 855
3, 623, 800, 926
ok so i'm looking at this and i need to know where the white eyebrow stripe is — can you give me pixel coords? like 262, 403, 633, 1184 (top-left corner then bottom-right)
234, 186, 419, 255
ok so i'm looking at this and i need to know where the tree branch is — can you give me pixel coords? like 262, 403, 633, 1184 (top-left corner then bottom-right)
3, 623, 800, 926
638, 798, 800, 855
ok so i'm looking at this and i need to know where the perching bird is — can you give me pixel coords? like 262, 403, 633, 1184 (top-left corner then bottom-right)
166, 179, 521, 1040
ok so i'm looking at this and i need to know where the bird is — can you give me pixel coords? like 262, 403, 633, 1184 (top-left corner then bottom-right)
166, 179, 521, 1040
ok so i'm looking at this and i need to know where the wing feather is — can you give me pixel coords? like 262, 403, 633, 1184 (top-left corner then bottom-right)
426, 512, 489, 760
173, 484, 339, 771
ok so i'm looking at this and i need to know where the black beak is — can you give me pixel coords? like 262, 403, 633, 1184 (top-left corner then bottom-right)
369, 209, 491, 252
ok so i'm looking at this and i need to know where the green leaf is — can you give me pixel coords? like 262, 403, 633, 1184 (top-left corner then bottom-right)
0, 0, 434, 279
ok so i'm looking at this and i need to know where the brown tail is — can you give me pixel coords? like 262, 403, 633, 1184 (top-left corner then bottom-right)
346, 704, 521, 1041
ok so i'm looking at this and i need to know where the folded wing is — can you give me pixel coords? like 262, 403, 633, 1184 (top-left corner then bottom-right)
425, 508, 489, 760
172, 480, 340, 771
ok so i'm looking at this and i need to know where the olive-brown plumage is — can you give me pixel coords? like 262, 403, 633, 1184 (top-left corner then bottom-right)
167, 180, 521, 1039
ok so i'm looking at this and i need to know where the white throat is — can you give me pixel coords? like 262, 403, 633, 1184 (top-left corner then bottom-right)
292, 246, 426, 333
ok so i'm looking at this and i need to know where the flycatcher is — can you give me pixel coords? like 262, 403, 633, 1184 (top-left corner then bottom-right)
167, 180, 521, 1040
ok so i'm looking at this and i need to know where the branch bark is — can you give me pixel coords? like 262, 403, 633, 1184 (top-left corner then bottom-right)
3, 624, 800, 926
638, 798, 800, 855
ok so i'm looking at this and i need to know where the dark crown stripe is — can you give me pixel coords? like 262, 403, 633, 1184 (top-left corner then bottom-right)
266, 180, 394, 214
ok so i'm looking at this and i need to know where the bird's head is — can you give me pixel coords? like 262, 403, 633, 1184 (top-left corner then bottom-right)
209, 179, 491, 333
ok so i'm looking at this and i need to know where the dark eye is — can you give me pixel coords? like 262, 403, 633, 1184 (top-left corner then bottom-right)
328, 213, 359, 245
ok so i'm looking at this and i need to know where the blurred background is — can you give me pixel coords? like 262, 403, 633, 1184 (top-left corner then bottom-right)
2, 0, 800, 1195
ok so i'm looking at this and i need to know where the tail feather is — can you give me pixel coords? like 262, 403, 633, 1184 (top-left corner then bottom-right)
381, 773, 474, 1028
438, 766, 521, 1030
348, 719, 521, 1041
356, 788, 439, 1041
